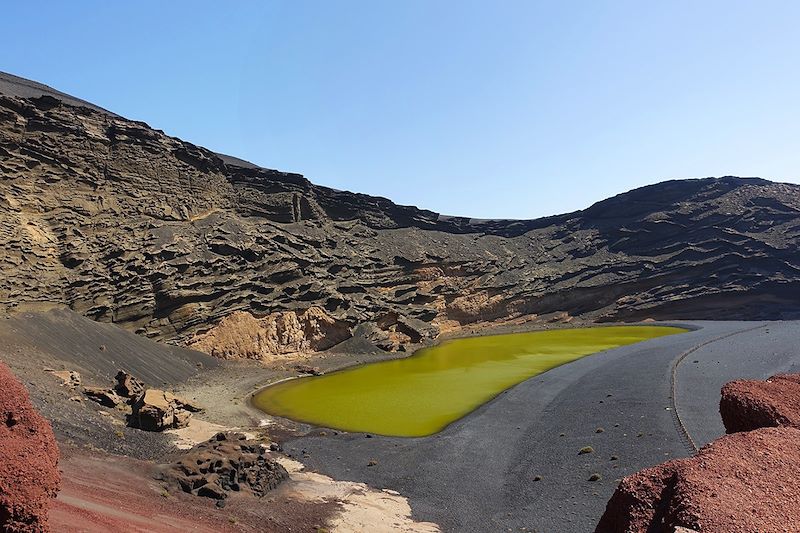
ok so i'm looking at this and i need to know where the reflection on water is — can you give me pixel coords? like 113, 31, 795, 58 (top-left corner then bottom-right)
253, 325, 686, 437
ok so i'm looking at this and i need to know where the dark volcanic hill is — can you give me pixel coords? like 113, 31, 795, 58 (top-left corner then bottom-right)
1, 72, 799, 354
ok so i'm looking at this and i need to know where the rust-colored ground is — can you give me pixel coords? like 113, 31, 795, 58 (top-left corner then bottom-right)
0, 361, 60, 532
51, 447, 338, 532
597, 427, 800, 533
598, 372, 800, 533
720, 373, 800, 433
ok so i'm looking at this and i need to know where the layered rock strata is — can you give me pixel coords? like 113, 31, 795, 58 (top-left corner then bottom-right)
188, 307, 351, 359
2, 73, 800, 357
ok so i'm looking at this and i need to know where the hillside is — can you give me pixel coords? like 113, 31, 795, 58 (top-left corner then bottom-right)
2, 72, 799, 354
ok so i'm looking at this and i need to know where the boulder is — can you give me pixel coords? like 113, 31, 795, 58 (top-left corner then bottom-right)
129, 389, 195, 431
596, 427, 800, 533
161, 432, 288, 500
720, 373, 800, 433
113, 370, 145, 400
0, 361, 61, 532
82, 386, 125, 408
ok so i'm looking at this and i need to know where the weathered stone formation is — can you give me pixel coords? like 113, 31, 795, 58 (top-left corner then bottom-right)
78, 370, 200, 431
2, 72, 800, 358
188, 307, 352, 360
0, 361, 61, 532
161, 432, 288, 501
596, 427, 800, 533
129, 389, 201, 431
82, 371, 145, 408
720, 373, 800, 433
113, 370, 145, 399
597, 373, 800, 533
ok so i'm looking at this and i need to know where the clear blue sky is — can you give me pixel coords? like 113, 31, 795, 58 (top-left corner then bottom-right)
3, 1, 799, 218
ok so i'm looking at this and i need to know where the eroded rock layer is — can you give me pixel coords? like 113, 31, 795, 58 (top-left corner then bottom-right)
188, 307, 351, 359
0, 361, 61, 533
2, 73, 800, 352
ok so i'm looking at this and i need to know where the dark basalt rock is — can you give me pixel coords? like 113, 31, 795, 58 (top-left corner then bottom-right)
1, 71, 800, 353
162, 432, 289, 500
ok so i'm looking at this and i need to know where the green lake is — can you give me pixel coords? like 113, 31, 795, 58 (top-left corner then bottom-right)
252, 325, 686, 437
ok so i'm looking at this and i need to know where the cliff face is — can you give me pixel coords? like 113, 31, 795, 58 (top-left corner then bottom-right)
1, 72, 800, 351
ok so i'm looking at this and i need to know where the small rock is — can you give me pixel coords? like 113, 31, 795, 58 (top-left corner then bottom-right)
294, 364, 323, 376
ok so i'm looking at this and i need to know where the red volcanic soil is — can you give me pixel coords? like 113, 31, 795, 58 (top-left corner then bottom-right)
596, 427, 800, 533
720, 373, 800, 433
0, 361, 60, 532
52, 447, 338, 532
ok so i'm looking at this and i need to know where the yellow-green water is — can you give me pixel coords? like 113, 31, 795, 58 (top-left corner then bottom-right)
253, 325, 686, 437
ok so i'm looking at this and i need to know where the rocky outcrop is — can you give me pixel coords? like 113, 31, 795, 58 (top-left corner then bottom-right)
82, 371, 144, 408
599, 373, 800, 532
129, 389, 200, 431
0, 361, 61, 532
188, 307, 352, 359
161, 432, 288, 501
1, 71, 800, 352
596, 427, 800, 533
720, 373, 800, 433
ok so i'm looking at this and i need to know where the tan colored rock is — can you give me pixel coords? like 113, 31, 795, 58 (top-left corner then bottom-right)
188, 307, 351, 360
447, 292, 509, 324
130, 389, 195, 431
47, 369, 81, 388
113, 370, 144, 399
82, 386, 125, 408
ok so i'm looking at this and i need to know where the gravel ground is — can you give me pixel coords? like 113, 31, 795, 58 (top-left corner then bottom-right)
281, 321, 800, 533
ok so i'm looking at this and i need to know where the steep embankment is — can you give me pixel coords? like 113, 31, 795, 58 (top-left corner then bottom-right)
2, 71, 800, 358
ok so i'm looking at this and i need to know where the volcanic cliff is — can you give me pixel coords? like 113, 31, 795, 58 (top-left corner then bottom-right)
2, 71, 800, 357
